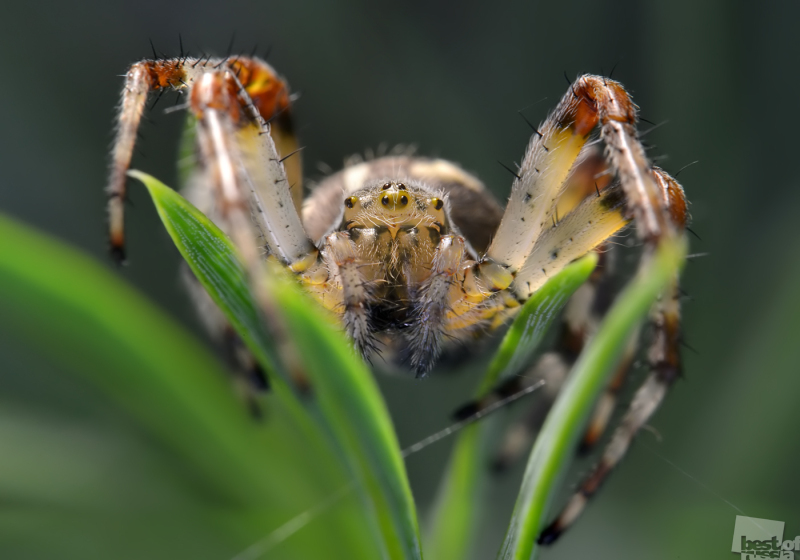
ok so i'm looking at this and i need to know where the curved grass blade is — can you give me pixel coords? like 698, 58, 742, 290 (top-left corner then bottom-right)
0, 213, 382, 559
426, 253, 598, 560
0, 213, 273, 502
133, 171, 422, 560
129, 169, 287, 387
498, 237, 686, 560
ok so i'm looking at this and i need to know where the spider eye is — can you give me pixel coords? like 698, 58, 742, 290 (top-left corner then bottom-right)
399, 195, 408, 205
345, 196, 357, 208
381, 195, 390, 206
397, 183, 407, 191
382, 183, 391, 190
431, 197, 444, 211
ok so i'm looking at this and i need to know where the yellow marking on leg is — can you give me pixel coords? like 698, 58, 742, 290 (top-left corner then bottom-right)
513, 187, 629, 300
488, 127, 588, 272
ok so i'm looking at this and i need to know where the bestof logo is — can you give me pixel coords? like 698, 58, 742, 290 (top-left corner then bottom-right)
732, 516, 797, 559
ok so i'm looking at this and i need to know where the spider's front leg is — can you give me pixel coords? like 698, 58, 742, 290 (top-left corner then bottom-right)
449, 74, 632, 323
107, 59, 187, 261
106, 55, 303, 262
435, 79, 632, 373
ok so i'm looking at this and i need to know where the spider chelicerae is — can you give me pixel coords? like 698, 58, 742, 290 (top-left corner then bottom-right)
106, 52, 688, 544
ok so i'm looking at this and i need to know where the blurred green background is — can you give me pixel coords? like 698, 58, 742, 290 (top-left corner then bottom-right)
1, 0, 798, 558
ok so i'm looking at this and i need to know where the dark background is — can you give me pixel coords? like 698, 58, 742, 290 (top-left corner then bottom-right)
1, 1, 798, 558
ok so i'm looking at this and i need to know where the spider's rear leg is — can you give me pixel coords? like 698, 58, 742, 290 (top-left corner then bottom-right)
538, 285, 678, 545
538, 166, 689, 545
578, 329, 638, 454
488, 352, 570, 471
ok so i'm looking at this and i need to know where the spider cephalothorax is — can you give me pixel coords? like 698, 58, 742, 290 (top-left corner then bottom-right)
302, 162, 516, 374
106, 53, 688, 544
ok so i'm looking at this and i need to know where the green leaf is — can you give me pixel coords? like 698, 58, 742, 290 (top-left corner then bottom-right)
425, 253, 598, 560
0, 212, 376, 560
132, 170, 423, 560
498, 237, 687, 560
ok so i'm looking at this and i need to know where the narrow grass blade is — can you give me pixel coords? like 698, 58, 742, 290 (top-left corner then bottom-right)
426, 254, 598, 560
133, 171, 422, 560
498, 238, 686, 560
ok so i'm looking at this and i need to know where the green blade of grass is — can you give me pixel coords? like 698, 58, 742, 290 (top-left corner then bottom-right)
272, 272, 423, 560
134, 171, 422, 560
0, 212, 382, 559
0, 213, 272, 503
426, 253, 598, 560
498, 237, 686, 560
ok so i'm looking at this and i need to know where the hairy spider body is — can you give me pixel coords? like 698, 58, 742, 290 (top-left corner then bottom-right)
106, 53, 688, 544
301, 157, 513, 372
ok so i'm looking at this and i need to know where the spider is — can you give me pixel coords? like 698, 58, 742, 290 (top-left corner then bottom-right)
106, 52, 688, 545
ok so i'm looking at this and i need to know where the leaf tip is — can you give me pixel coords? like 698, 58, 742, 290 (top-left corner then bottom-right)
126, 169, 167, 195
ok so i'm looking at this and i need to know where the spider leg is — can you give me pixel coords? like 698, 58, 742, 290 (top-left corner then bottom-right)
106, 56, 300, 261
107, 59, 188, 261
188, 68, 318, 273
180, 66, 326, 395
484, 78, 602, 273
538, 167, 688, 545
166, 57, 312, 401
511, 184, 628, 300
189, 71, 264, 269
448, 81, 630, 326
